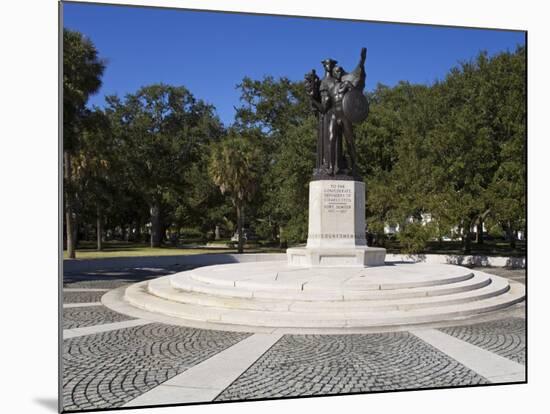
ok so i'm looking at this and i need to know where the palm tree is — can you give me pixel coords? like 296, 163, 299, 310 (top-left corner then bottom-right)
208, 134, 261, 253
63, 29, 105, 258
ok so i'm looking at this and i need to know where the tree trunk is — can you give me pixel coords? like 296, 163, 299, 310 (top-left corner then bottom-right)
236, 204, 244, 254
215, 225, 221, 240
96, 208, 103, 251
65, 209, 75, 258
125, 225, 131, 242
63, 220, 67, 250
161, 223, 169, 245
508, 222, 516, 249
134, 220, 141, 242
476, 221, 484, 244
463, 228, 471, 254
64, 151, 76, 259
272, 222, 278, 243
150, 204, 162, 248
73, 215, 80, 249
176, 228, 181, 246
279, 225, 287, 249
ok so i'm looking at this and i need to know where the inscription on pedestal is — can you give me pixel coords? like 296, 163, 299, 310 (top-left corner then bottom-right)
293, 178, 386, 265
307, 180, 367, 248
323, 183, 353, 214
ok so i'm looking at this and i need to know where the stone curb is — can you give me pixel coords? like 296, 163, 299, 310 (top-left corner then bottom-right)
388, 253, 525, 269
63, 252, 525, 273
63, 253, 286, 273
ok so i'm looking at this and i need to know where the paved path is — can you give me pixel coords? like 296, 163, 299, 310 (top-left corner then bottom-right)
61, 268, 526, 411
123, 333, 283, 407
63, 302, 103, 309
411, 328, 525, 383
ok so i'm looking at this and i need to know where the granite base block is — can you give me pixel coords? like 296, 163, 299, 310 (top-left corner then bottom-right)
286, 246, 387, 267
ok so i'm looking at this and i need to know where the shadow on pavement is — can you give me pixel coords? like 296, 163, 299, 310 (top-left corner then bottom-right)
63, 264, 199, 286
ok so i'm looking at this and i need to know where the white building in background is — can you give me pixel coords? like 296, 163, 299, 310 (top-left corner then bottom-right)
382, 213, 524, 241
517, 231, 525, 240
384, 223, 400, 235
383, 213, 433, 235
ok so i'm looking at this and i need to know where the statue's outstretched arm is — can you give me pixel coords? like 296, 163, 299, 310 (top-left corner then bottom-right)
360, 47, 367, 66
346, 47, 367, 90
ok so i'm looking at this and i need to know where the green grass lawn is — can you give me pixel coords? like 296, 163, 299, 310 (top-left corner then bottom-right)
64, 239, 525, 260
63, 241, 285, 260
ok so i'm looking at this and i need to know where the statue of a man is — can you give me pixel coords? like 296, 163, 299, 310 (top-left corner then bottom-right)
305, 48, 368, 179
329, 65, 358, 176
305, 58, 338, 175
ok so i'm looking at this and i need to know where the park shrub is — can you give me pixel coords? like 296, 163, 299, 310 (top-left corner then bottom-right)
397, 222, 437, 254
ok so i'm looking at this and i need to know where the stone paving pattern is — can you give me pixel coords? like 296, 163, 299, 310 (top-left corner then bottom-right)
62, 323, 250, 411
63, 291, 106, 304
61, 264, 525, 410
440, 318, 526, 365
215, 332, 489, 401
63, 306, 136, 329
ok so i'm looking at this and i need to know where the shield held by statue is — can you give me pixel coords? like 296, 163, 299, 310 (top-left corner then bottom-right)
342, 88, 369, 124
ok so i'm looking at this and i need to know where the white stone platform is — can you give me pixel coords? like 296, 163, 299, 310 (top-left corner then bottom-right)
115, 261, 525, 333
287, 246, 386, 267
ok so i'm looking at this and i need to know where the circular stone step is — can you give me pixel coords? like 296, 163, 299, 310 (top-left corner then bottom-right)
184, 262, 475, 291
172, 262, 479, 302
160, 271, 491, 301
116, 261, 525, 333
147, 275, 509, 312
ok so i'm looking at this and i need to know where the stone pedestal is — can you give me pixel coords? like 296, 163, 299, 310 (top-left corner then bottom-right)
287, 179, 386, 267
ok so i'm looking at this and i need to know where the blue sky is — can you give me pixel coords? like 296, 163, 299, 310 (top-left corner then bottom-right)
63, 2, 525, 126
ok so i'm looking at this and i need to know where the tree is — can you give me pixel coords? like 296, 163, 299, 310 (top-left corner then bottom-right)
360, 82, 436, 247
425, 48, 525, 251
483, 46, 526, 247
234, 76, 314, 245
70, 108, 114, 251
63, 29, 105, 258
172, 152, 233, 241
264, 118, 316, 244
63, 41, 524, 256
234, 76, 310, 135
208, 134, 262, 253
106, 84, 223, 247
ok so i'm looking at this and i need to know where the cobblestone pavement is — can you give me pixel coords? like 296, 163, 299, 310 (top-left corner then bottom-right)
61, 264, 526, 411
63, 306, 136, 329
440, 318, 526, 365
215, 333, 488, 401
63, 291, 105, 304
63, 324, 250, 411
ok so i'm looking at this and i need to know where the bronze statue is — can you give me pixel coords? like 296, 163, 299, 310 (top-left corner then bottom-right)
305, 48, 368, 180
